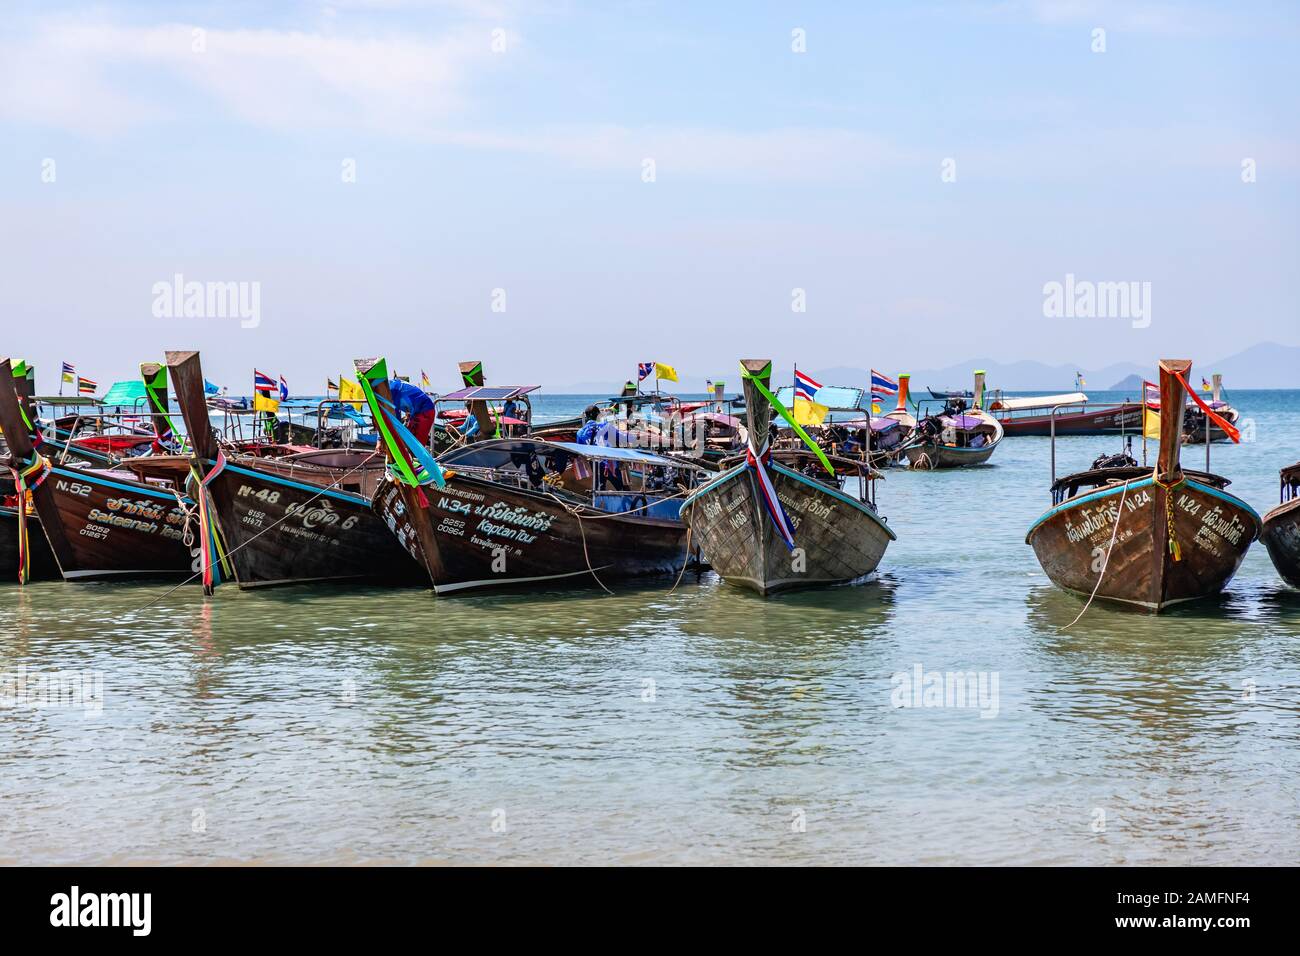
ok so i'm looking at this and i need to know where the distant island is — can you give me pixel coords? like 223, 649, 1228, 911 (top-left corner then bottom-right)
551, 341, 1299, 393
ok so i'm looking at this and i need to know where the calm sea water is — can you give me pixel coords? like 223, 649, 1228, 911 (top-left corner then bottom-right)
2, 390, 1297, 865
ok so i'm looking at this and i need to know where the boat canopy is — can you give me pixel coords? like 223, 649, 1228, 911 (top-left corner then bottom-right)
990, 392, 1087, 412
34, 396, 103, 407
440, 438, 704, 471
440, 385, 539, 401
773, 384, 869, 411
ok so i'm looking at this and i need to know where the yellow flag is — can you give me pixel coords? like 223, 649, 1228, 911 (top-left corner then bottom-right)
1143, 405, 1160, 441
793, 396, 828, 427
253, 394, 280, 414
653, 362, 678, 383
339, 376, 365, 409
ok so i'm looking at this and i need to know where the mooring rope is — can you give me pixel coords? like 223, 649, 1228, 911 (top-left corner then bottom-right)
137, 450, 382, 610
1062, 477, 1134, 630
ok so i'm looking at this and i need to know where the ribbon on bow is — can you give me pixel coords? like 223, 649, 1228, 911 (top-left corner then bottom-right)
13, 453, 51, 584
745, 438, 797, 551
191, 450, 232, 594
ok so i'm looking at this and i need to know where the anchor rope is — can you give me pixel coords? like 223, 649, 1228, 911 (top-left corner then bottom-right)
1062, 477, 1135, 630
136, 449, 382, 610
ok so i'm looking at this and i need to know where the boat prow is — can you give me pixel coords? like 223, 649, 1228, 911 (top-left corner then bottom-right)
1026, 359, 1260, 613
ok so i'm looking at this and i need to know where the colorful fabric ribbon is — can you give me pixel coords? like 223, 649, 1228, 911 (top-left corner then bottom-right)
357, 362, 446, 493
745, 438, 797, 551
12, 453, 50, 584
1174, 370, 1241, 442
192, 450, 232, 593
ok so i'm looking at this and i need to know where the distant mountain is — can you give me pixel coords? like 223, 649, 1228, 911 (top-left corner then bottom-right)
550, 343, 1300, 393
1201, 341, 1300, 387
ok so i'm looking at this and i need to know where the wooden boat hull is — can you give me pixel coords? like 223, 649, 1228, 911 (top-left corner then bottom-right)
197, 458, 424, 589
681, 461, 895, 596
1026, 475, 1259, 611
27, 464, 197, 580
0, 504, 59, 581
1261, 497, 1300, 589
372, 473, 689, 595
904, 441, 997, 468
996, 404, 1142, 437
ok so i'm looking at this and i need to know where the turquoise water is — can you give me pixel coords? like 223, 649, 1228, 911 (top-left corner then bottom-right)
1, 390, 1297, 864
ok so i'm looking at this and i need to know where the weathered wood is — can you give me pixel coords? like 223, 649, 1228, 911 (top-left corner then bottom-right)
373, 470, 689, 595
0, 357, 197, 580
168, 350, 422, 588
1262, 462, 1300, 588
1026, 359, 1260, 611
681, 358, 896, 595
683, 464, 895, 595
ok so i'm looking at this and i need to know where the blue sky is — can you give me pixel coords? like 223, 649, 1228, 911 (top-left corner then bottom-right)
2, 0, 1297, 392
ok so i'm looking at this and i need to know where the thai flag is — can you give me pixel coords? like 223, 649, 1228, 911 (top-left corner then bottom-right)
870, 369, 898, 402
794, 368, 822, 402
253, 370, 276, 394
279, 375, 289, 401
1144, 380, 1160, 409
638, 362, 654, 381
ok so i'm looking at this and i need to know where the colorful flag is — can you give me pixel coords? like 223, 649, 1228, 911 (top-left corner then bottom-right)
279, 375, 289, 402
61, 362, 76, 384
1143, 380, 1161, 440
794, 368, 821, 402
327, 378, 338, 393
253, 394, 280, 414
338, 376, 365, 409
792, 368, 827, 427
421, 369, 431, 390
638, 362, 654, 381
77, 376, 97, 395
253, 370, 276, 394
870, 369, 897, 404
653, 362, 678, 383
204, 379, 220, 395
1075, 371, 1086, 389
1201, 377, 1211, 391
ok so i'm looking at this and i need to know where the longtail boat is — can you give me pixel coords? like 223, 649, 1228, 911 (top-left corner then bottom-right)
1261, 462, 1300, 588
0, 358, 197, 581
987, 390, 1142, 437
680, 359, 896, 596
1026, 359, 1260, 612
927, 386, 973, 400
1183, 373, 1240, 444
167, 350, 422, 591
903, 371, 1004, 468
357, 357, 698, 595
